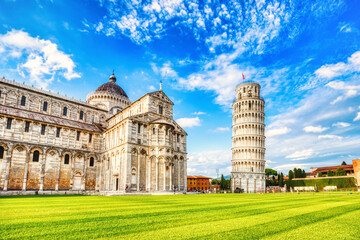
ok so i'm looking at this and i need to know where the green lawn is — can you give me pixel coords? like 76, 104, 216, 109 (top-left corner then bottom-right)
1, 193, 360, 239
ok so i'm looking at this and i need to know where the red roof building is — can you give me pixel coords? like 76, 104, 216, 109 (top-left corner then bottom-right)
309, 164, 354, 177
187, 175, 212, 191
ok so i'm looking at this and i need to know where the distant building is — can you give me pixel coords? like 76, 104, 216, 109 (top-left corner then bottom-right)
187, 175, 211, 191
309, 164, 354, 177
353, 159, 360, 186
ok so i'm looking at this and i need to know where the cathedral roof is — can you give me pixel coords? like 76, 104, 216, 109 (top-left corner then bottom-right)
94, 73, 128, 98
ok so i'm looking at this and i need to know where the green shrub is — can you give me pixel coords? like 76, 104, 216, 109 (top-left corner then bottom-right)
291, 177, 356, 190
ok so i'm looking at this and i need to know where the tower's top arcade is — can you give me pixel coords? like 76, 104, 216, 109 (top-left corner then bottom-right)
235, 82, 261, 100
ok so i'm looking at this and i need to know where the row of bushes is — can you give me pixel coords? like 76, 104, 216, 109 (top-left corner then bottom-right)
287, 177, 356, 190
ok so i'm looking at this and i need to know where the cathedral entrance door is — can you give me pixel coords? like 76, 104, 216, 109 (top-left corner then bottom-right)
73, 176, 82, 190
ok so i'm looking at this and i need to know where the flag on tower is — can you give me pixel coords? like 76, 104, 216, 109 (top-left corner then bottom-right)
242, 73, 245, 81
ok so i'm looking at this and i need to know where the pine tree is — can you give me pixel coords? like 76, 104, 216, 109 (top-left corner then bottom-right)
341, 161, 347, 165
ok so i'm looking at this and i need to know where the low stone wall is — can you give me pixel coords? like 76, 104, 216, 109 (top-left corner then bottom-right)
0, 190, 97, 196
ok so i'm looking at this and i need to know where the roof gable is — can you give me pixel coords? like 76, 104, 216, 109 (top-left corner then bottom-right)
148, 90, 174, 105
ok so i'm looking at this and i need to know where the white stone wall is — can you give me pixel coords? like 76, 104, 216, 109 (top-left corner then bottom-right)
231, 82, 266, 193
99, 90, 187, 193
0, 78, 187, 193
0, 78, 107, 125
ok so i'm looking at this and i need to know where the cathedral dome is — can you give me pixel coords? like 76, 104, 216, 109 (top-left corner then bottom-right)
94, 73, 128, 98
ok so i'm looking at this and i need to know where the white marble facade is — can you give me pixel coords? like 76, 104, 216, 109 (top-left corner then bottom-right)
231, 82, 266, 193
0, 74, 187, 193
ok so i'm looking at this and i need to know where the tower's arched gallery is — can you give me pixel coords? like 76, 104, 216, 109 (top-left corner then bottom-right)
231, 82, 266, 193
0, 74, 187, 193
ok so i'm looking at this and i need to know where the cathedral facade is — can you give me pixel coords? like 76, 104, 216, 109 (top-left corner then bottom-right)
0, 74, 187, 194
231, 82, 266, 193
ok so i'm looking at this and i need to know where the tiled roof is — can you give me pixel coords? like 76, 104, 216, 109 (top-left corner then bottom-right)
187, 175, 212, 179
310, 164, 354, 175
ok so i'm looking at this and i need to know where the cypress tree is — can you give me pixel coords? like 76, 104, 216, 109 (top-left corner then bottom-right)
302, 169, 306, 178
279, 173, 284, 187
293, 168, 297, 178
220, 174, 226, 190
289, 170, 294, 180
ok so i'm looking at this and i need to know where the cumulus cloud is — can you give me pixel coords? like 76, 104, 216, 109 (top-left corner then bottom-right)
332, 122, 350, 128
303, 125, 328, 133
187, 150, 231, 177
286, 149, 314, 161
0, 29, 80, 88
176, 117, 201, 128
266, 127, 291, 137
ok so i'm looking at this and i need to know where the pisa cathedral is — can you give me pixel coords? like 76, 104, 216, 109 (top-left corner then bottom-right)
231, 82, 266, 193
0, 74, 187, 194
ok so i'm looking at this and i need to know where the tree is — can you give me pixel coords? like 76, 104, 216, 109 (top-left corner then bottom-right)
220, 174, 226, 190
327, 170, 333, 176
318, 172, 323, 177
341, 161, 347, 165
335, 168, 346, 176
211, 179, 220, 185
279, 173, 284, 187
289, 170, 294, 180
302, 169, 307, 178
225, 179, 231, 190
265, 168, 277, 177
293, 168, 298, 178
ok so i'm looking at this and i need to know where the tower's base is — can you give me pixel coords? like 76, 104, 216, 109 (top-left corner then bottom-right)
231, 172, 265, 193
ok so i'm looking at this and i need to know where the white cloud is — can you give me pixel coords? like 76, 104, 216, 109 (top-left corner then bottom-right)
187, 150, 231, 177
266, 127, 291, 137
176, 117, 201, 128
303, 125, 328, 133
339, 22, 357, 33
192, 111, 206, 115
315, 51, 360, 80
354, 112, 360, 121
159, 62, 177, 79
211, 127, 230, 133
286, 149, 314, 161
148, 85, 156, 91
318, 135, 343, 140
0, 29, 80, 88
326, 80, 360, 104
332, 122, 350, 128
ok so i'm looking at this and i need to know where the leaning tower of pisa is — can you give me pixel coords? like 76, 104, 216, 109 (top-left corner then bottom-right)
231, 82, 266, 193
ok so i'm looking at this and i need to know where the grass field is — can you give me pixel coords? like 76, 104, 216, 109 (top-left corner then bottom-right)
1, 193, 360, 239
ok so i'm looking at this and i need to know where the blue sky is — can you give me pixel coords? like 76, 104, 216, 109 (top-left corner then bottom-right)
0, 0, 360, 177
